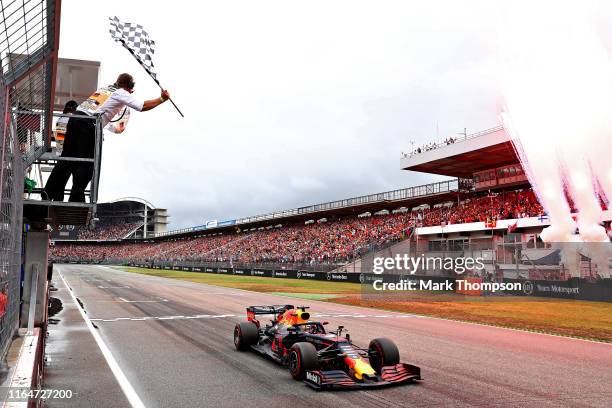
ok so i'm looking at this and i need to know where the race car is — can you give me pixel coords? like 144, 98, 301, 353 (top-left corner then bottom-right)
233, 304, 421, 390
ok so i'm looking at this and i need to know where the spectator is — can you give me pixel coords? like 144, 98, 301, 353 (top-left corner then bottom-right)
50, 188, 548, 265
53, 100, 78, 155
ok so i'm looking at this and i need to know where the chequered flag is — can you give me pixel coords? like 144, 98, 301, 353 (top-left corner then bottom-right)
109, 16, 157, 80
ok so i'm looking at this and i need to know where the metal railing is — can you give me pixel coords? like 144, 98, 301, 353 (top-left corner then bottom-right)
402, 125, 505, 159
25, 111, 103, 206
237, 179, 461, 224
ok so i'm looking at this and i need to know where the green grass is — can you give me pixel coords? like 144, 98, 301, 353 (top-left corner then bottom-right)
117, 266, 612, 342
117, 266, 361, 294
270, 292, 341, 300
334, 296, 612, 342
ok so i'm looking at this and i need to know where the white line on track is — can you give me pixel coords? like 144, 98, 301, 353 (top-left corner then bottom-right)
313, 313, 422, 319
118, 297, 168, 303
60, 273, 146, 408
88, 312, 423, 324
89, 314, 237, 323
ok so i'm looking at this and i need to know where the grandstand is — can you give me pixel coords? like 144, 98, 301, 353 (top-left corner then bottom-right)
51, 197, 168, 241
50, 125, 611, 279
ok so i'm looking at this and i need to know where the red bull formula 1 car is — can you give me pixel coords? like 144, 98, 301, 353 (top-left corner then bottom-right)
233, 304, 421, 390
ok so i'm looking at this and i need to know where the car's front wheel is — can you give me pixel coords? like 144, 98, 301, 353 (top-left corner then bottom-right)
234, 322, 259, 351
368, 337, 400, 373
288, 342, 319, 380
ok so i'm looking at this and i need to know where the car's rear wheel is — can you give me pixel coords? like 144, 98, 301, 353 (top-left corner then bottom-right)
368, 337, 400, 373
288, 342, 319, 380
234, 322, 259, 351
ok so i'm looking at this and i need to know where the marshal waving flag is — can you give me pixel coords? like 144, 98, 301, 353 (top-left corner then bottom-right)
108, 16, 183, 117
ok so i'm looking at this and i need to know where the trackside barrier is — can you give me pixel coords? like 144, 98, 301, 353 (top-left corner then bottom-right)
455, 277, 483, 296
95, 262, 612, 302
0, 328, 45, 407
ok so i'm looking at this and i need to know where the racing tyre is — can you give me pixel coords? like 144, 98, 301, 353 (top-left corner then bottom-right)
288, 342, 319, 380
368, 338, 400, 373
234, 322, 259, 351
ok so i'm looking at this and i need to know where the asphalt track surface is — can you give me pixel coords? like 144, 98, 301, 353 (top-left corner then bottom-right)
48, 264, 612, 408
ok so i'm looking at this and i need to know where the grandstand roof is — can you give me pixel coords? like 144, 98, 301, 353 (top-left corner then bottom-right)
96, 198, 162, 222
400, 126, 520, 178
107, 197, 156, 210
154, 179, 469, 239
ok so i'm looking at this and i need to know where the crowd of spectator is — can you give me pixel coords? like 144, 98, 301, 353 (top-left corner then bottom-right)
76, 222, 140, 241
51, 213, 415, 265
403, 136, 459, 157
51, 189, 549, 266
418, 190, 543, 226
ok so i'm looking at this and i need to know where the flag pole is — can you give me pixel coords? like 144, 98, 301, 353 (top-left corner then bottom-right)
151, 75, 184, 117
120, 40, 185, 117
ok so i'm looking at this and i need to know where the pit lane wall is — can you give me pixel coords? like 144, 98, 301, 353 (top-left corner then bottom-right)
67, 262, 612, 302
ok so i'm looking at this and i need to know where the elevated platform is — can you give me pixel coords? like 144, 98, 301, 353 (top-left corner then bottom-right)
23, 200, 92, 227
22, 112, 102, 228
401, 126, 518, 178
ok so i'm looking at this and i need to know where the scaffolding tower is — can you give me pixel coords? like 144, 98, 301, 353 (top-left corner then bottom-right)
0, 0, 101, 375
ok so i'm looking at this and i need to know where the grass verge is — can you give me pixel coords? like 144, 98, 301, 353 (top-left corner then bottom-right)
117, 266, 612, 342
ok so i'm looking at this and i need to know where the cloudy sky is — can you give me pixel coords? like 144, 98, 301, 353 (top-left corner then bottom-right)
59, 1, 506, 229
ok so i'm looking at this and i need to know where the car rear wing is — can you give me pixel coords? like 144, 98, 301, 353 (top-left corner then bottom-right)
246, 305, 294, 315
246, 305, 294, 326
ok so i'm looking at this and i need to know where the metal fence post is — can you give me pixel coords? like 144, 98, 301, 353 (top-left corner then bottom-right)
27, 264, 40, 335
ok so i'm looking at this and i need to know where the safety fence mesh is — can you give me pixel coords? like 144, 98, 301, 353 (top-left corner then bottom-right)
1, 0, 56, 167
0, 84, 24, 360
0, 0, 58, 360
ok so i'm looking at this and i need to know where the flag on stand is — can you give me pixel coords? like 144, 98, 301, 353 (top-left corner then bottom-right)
109, 16, 157, 80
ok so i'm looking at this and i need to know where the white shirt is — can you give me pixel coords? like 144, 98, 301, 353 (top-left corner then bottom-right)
78, 87, 144, 127
55, 116, 69, 131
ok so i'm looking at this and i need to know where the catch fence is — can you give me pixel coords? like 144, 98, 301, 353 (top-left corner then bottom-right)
0, 0, 60, 360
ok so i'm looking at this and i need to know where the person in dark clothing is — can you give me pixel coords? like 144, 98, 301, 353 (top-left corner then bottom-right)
44, 114, 96, 202
44, 73, 170, 202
